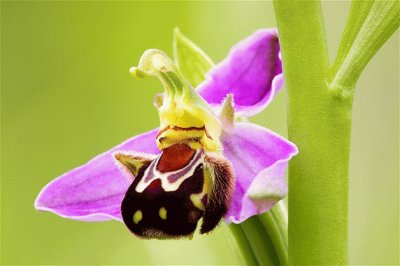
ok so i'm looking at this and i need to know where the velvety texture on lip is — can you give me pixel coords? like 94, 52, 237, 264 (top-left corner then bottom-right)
197, 29, 282, 117
35, 28, 297, 225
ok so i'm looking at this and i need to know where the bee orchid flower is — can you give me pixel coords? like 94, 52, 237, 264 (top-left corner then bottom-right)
35, 29, 298, 239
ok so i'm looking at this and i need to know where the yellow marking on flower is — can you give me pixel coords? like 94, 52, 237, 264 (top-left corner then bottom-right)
159, 207, 167, 220
157, 126, 211, 150
133, 210, 143, 224
190, 193, 206, 211
130, 49, 222, 153
190, 166, 212, 211
159, 137, 203, 151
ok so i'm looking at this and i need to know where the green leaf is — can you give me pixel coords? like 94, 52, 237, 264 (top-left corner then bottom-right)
173, 28, 214, 87
332, 0, 374, 77
331, 0, 400, 90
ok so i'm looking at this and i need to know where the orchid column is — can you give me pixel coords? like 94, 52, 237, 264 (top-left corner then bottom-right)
274, 1, 399, 265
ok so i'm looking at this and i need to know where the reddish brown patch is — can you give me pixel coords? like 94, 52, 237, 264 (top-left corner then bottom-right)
157, 144, 195, 173
147, 179, 162, 194
171, 125, 205, 132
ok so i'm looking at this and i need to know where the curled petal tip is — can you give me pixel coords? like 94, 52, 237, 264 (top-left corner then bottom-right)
198, 28, 282, 117
131, 49, 174, 77
222, 122, 297, 223
129, 67, 146, 79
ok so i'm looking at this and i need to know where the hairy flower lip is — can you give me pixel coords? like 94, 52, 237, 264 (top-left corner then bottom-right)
34, 28, 297, 227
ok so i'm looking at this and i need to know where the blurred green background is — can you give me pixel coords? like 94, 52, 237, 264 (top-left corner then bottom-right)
1, 1, 398, 265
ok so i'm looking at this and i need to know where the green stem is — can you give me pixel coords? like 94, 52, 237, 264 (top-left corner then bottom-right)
229, 203, 289, 266
240, 218, 280, 265
258, 201, 288, 265
274, 1, 351, 264
228, 224, 258, 265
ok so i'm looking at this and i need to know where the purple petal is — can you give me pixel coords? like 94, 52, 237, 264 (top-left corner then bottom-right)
198, 29, 282, 117
222, 122, 298, 223
35, 129, 159, 222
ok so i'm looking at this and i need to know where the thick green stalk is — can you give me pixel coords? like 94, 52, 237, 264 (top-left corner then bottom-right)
274, 1, 351, 264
